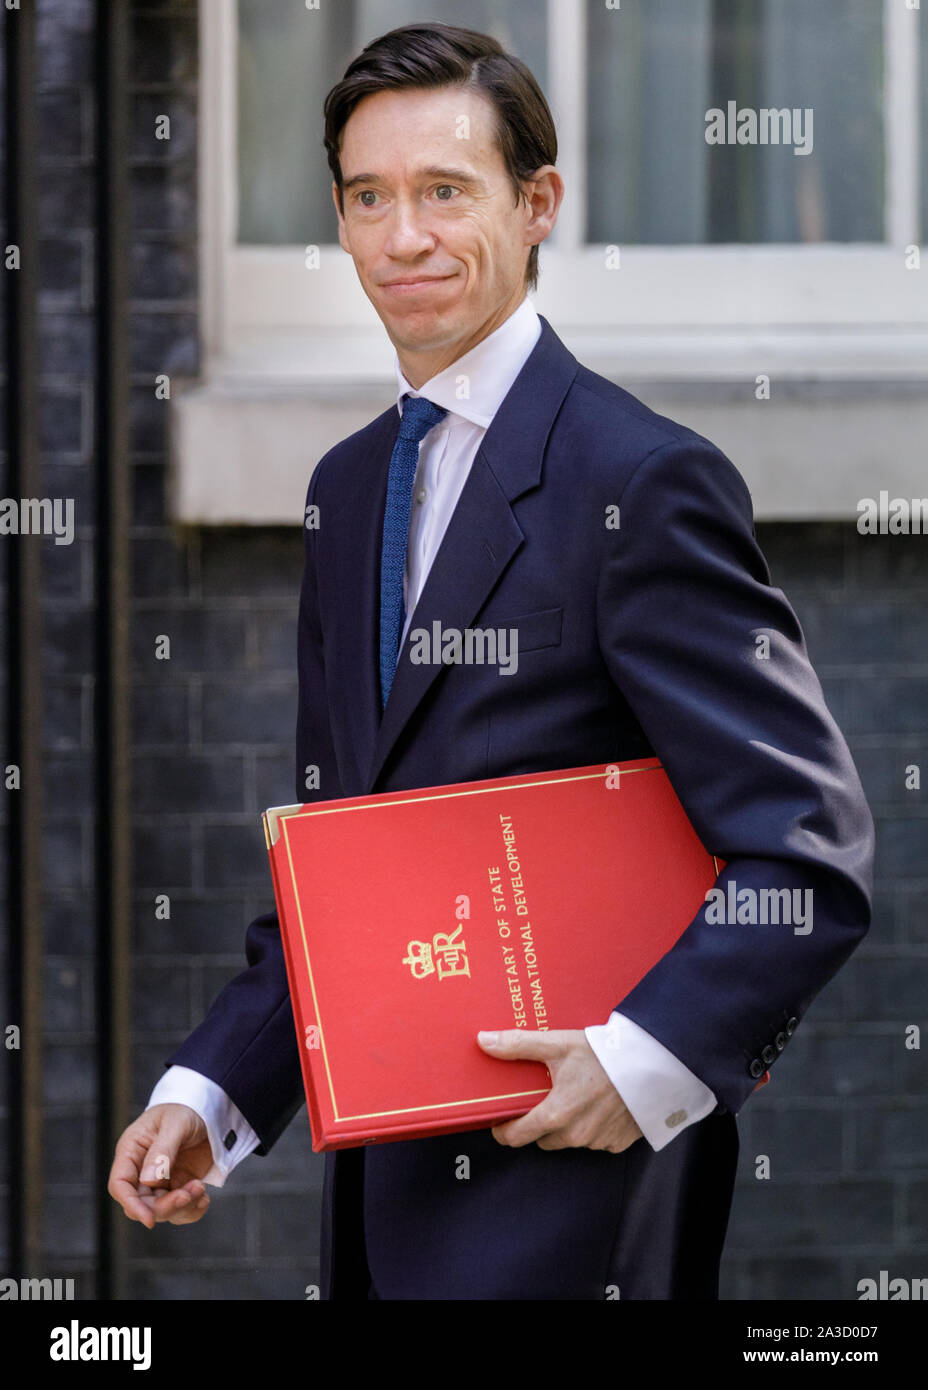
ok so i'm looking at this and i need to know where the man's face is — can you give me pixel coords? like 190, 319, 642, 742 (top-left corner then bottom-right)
333, 84, 555, 377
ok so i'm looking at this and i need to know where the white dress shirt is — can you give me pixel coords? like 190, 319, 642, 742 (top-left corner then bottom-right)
147, 296, 717, 1183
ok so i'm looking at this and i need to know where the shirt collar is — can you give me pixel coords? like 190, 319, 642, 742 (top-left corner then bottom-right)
393, 297, 541, 430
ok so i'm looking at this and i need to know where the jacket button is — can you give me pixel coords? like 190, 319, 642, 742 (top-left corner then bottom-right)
775, 1032, 787, 1051
749, 1058, 765, 1078
786, 1016, 798, 1035
761, 1044, 776, 1065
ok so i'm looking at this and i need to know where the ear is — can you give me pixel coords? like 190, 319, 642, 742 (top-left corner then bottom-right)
521, 165, 564, 250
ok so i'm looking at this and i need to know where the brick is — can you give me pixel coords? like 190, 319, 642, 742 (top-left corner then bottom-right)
904, 1180, 928, 1242
131, 165, 196, 234
125, 1266, 204, 1300
130, 239, 197, 302
854, 1106, 928, 1170
741, 1105, 844, 1176
130, 383, 171, 455
726, 1180, 893, 1248
39, 234, 90, 308
133, 820, 194, 890
43, 680, 86, 750
40, 458, 95, 518
850, 954, 928, 1020
131, 534, 192, 599
37, 1, 94, 86
198, 1264, 322, 1300
37, 164, 95, 231
256, 1190, 323, 1259
128, 1193, 249, 1259
754, 521, 846, 590
130, 311, 199, 376
40, 537, 87, 602
42, 755, 95, 814
44, 894, 96, 954
771, 1030, 896, 1100
130, 14, 198, 83
854, 533, 928, 590
44, 1044, 96, 1107
203, 823, 267, 889
871, 817, 928, 878
43, 821, 87, 894
201, 680, 295, 745
852, 746, 925, 807
42, 606, 93, 676
132, 462, 168, 526
726, 1254, 843, 1300
133, 893, 251, 956
37, 88, 88, 160
254, 753, 296, 812
899, 886, 928, 944
43, 1113, 92, 1183
44, 1188, 95, 1259
849, 678, 928, 736
200, 532, 303, 598
799, 602, 925, 666
132, 682, 190, 746
133, 752, 244, 813
131, 960, 192, 1032
130, 608, 248, 674
131, 91, 197, 162
38, 311, 93, 376
250, 611, 298, 672
39, 384, 86, 454
44, 958, 86, 1031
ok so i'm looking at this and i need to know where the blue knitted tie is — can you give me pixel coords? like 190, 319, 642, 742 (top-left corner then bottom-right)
379, 393, 447, 708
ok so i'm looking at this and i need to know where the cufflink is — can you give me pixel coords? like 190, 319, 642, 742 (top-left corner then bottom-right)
665, 1110, 687, 1128
223, 1129, 236, 1150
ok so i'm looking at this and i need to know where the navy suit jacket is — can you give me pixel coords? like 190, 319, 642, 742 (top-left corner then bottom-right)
168, 314, 874, 1299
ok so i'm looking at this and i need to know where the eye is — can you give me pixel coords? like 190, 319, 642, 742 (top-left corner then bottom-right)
357, 190, 379, 207
434, 185, 458, 201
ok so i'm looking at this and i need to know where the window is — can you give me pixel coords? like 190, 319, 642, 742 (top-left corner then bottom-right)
174, 0, 927, 523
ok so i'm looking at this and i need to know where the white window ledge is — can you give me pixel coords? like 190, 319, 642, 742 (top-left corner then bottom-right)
170, 347, 928, 526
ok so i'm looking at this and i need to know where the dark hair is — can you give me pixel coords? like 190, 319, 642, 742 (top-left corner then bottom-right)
323, 22, 557, 292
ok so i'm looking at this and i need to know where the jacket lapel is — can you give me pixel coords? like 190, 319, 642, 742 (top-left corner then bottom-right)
319, 315, 580, 794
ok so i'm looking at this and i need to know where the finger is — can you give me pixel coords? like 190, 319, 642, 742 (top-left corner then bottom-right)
138, 1112, 197, 1184
491, 1097, 571, 1148
477, 1028, 570, 1062
139, 1183, 208, 1224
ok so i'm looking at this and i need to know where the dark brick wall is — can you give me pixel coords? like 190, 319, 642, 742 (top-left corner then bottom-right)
3, 0, 925, 1303
721, 525, 928, 1301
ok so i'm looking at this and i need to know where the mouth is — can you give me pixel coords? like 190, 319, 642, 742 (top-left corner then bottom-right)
380, 274, 455, 294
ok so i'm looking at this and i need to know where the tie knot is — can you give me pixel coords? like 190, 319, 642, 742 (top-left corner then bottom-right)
398, 393, 447, 442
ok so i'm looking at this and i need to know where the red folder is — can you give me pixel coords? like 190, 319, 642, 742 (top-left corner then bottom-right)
263, 757, 730, 1152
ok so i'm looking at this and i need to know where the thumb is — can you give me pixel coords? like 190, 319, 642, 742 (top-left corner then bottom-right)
476, 1028, 563, 1062
139, 1112, 196, 1184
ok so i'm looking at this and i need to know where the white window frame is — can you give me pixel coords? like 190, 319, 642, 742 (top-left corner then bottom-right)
173, 0, 928, 524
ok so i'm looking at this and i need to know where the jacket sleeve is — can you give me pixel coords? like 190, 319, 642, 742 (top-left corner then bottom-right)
166, 460, 344, 1152
595, 436, 874, 1115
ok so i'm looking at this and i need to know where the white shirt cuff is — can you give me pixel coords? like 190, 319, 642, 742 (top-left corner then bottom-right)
585, 1011, 718, 1152
146, 1065, 261, 1187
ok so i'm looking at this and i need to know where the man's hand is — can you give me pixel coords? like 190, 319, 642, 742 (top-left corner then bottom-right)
477, 1028, 644, 1154
107, 1104, 214, 1229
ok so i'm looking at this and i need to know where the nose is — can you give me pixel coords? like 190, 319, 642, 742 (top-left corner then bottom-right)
382, 196, 438, 261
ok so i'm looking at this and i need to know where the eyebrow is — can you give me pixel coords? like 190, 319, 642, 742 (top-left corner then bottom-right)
342, 165, 485, 193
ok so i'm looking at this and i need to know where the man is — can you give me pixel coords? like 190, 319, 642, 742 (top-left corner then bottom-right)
108, 23, 873, 1299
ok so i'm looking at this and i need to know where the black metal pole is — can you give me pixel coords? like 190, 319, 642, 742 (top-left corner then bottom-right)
93, 0, 131, 1301
3, 0, 45, 1280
